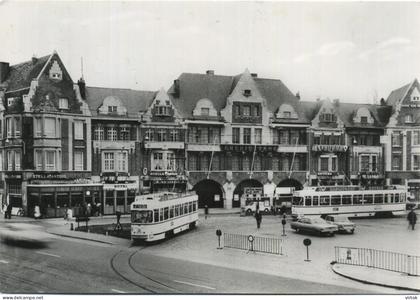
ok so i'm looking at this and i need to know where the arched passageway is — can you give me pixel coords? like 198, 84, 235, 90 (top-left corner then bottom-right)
193, 179, 224, 208
233, 179, 263, 208
277, 178, 303, 191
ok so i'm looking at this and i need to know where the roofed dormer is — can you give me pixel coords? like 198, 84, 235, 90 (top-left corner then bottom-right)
146, 88, 181, 123
276, 103, 298, 119
192, 98, 217, 117
353, 107, 374, 125
98, 96, 127, 115
312, 99, 344, 129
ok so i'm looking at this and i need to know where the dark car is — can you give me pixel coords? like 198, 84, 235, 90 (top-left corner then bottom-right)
291, 217, 338, 236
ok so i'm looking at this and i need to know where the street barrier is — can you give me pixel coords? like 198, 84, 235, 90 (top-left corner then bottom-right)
224, 233, 283, 255
334, 246, 420, 276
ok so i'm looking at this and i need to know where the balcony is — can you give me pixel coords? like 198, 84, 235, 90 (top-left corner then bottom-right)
93, 140, 136, 150
186, 144, 221, 152
312, 144, 348, 152
144, 141, 184, 150
221, 144, 277, 152
277, 144, 308, 153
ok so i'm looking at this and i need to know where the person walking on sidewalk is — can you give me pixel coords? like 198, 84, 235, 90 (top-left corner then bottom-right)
255, 207, 262, 229
407, 209, 417, 230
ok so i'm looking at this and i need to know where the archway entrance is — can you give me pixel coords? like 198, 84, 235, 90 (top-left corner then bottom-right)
277, 178, 303, 191
193, 179, 224, 208
233, 179, 263, 208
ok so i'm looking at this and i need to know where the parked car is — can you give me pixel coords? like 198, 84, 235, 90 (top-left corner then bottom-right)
290, 217, 338, 236
243, 199, 272, 215
0, 223, 54, 246
324, 215, 355, 234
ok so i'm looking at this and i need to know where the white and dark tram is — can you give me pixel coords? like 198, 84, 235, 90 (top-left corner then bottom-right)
291, 185, 408, 219
130, 192, 198, 242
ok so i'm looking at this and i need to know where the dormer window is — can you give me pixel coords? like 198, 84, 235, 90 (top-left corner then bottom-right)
108, 106, 117, 113
283, 111, 291, 118
360, 116, 368, 124
243, 89, 252, 97
412, 96, 420, 101
201, 107, 210, 116
320, 113, 336, 123
59, 98, 69, 109
49, 60, 63, 81
51, 73, 61, 80
243, 106, 251, 116
165, 100, 170, 106
7, 97, 16, 107
405, 114, 414, 123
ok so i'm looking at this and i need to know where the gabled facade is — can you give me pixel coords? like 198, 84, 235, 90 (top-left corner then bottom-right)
0, 52, 95, 218
384, 79, 420, 201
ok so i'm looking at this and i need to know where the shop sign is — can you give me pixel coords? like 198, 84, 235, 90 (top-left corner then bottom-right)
312, 145, 348, 152
5, 174, 22, 180
360, 172, 381, 179
32, 173, 67, 179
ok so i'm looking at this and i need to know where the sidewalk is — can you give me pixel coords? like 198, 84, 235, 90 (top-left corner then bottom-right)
332, 263, 420, 292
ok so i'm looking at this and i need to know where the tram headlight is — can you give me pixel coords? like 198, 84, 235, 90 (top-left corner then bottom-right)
132, 227, 140, 235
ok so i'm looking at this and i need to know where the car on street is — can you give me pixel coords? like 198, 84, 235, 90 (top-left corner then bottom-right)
243, 199, 272, 215
0, 223, 54, 246
290, 217, 338, 236
324, 215, 355, 234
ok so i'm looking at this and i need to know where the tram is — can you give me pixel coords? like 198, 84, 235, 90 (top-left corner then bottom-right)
291, 185, 408, 219
130, 192, 198, 242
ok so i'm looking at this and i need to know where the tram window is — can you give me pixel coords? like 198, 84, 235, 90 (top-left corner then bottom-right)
169, 206, 174, 218
401, 193, 406, 202
320, 196, 330, 206
342, 195, 351, 205
131, 210, 153, 223
395, 194, 400, 203
374, 194, 384, 204
292, 197, 302, 206
353, 194, 362, 205
159, 208, 164, 221
176, 205, 180, 216
364, 194, 373, 204
385, 194, 392, 203
184, 203, 188, 214
189, 202, 193, 212
154, 209, 159, 222
305, 196, 311, 206
331, 195, 341, 205
164, 207, 169, 220
193, 202, 197, 211
312, 196, 318, 206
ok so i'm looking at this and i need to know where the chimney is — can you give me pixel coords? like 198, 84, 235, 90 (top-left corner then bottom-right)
206, 70, 214, 75
295, 92, 300, 100
333, 98, 340, 105
173, 79, 180, 97
251, 73, 258, 78
380, 98, 386, 106
32, 55, 38, 64
0, 62, 10, 83
77, 78, 86, 99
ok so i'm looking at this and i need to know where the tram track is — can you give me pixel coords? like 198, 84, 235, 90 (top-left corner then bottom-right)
109, 247, 180, 293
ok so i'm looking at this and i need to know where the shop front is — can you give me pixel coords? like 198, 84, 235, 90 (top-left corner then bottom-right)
103, 182, 137, 215
27, 183, 102, 218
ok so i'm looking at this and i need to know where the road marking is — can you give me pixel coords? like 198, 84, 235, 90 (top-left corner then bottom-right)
0, 260, 9, 264
36, 251, 61, 258
111, 289, 126, 293
173, 280, 215, 290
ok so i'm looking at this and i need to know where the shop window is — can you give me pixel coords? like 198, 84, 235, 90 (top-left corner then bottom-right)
74, 151, 84, 171
44, 118, 56, 137
127, 190, 136, 208
57, 193, 69, 208
116, 191, 125, 206
105, 191, 114, 207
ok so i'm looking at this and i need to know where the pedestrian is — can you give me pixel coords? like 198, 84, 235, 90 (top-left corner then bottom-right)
87, 203, 92, 216
204, 205, 209, 220
255, 210, 262, 229
407, 209, 417, 230
5, 203, 12, 219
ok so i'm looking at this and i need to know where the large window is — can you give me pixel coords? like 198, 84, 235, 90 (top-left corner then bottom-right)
151, 151, 176, 172
35, 118, 42, 137
94, 125, 104, 140
232, 128, 240, 144
44, 118, 56, 137
74, 151, 84, 171
107, 127, 117, 141
35, 150, 43, 170
243, 128, 251, 144
392, 155, 401, 170
413, 155, 420, 171
413, 131, 420, 146
392, 132, 401, 146
103, 152, 115, 171
319, 155, 337, 172
102, 151, 128, 172
119, 126, 130, 141
74, 121, 84, 140
45, 150, 56, 171
254, 128, 262, 144
6, 118, 12, 138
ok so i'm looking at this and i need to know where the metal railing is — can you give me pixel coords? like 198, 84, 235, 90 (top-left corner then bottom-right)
224, 233, 283, 255
334, 246, 420, 276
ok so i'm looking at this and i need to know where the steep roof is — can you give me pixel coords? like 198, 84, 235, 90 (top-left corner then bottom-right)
169, 71, 305, 121
85, 86, 156, 118
334, 102, 391, 128
299, 101, 322, 121
3, 54, 52, 92
386, 83, 411, 106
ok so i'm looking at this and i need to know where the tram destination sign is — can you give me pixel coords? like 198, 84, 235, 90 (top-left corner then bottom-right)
132, 204, 147, 209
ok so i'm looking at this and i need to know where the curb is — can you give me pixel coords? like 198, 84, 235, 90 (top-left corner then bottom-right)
47, 230, 117, 245
331, 263, 420, 293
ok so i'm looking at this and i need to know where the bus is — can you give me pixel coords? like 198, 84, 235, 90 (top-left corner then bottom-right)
130, 192, 199, 242
291, 185, 408, 219
273, 187, 295, 213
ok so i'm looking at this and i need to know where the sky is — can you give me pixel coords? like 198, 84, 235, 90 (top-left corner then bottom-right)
0, 1, 420, 103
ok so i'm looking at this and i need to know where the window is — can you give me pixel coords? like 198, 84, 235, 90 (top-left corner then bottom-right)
118, 152, 128, 172
51, 73, 62, 80
188, 155, 198, 171
169, 130, 179, 142
13, 117, 21, 137
331, 156, 337, 172
253, 106, 260, 117
103, 152, 115, 171
234, 105, 240, 116
59, 98, 69, 109
35, 118, 42, 137
74, 121, 84, 140
243, 106, 251, 116
152, 152, 163, 170
279, 130, 289, 144
360, 116, 368, 124
6, 118, 12, 138
232, 128, 240, 144
413, 155, 420, 171
254, 128, 262, 144
7, 151, 13, 170
243, 89, 251, 97
412, 96, 420, 101
392, 155, 401, 170
360, 155, 370, 172
405, 115, 414, 123
44, 118, 56, 137
392, 132, 401, 146
119, 126, 130, 141
166, 152, 175, 171
321, 113, 336, 123
107, 127, 117, 141
243, 128, 251, 144
35, 150, 43, 170
201, 107, 210, 116
94, 125, 104, 140
157, 129, 166, 142
108, 106, 117, 113
413, 131, 420, 145
283, 111, 291, 118
45, 150, 56, 171
371, 156, 377, 172
320, 157, 329, 172
7, 97, 16, 107
74, 151, 84, 171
